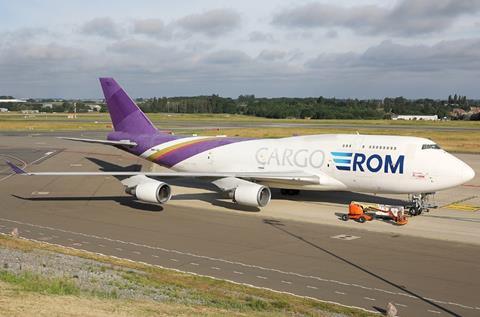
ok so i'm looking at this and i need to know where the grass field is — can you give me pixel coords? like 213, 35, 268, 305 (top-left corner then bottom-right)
0, 234, 375, 317
1, 112, 479, 153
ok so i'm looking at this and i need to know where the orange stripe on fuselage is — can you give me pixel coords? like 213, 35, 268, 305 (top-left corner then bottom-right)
147, 138, 213, 162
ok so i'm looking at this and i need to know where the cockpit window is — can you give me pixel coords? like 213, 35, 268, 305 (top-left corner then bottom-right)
422, 144, 441, 150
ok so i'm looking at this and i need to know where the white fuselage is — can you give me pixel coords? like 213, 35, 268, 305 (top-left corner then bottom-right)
168, 134, 474, 194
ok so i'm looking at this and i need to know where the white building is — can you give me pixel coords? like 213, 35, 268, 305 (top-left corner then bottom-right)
0, 99, 26, 103
0, 108, 8, 112
87, 104, 102, 111
392, 115, 438, 121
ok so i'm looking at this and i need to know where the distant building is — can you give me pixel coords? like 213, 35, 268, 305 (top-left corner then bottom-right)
0, 108, 8, 112
42, 103, 53, 109
392, 115, 438, 121
0, 99, 26, 103
21, 110, 39, 114
87, 104, 102, 111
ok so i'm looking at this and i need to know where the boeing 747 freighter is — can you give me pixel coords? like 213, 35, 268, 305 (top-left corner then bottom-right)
8, 78, 475, 214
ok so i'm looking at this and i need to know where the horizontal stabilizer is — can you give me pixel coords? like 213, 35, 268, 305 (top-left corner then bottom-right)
58, 137, 137, 147
6, 161, 27, 174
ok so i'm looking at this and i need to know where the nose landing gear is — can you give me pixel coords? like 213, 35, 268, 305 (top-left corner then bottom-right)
406, 193, 437, 216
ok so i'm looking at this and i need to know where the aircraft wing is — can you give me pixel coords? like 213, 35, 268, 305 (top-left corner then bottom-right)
57, 137, 137, 147
6, 161, 319, 184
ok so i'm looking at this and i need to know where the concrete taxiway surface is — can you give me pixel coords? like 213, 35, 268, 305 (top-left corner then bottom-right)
0, 133, 479, 317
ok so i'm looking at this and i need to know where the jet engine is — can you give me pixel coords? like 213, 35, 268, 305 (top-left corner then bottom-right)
125, 181, 172, 204
232, 184, 271, 207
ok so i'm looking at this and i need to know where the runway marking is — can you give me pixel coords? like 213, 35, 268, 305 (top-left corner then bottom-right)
445, 201, 479, 211
72, 243, 82, 246
81, 241, 89, 244
351, 283, 372, 290
98, 244, 105, 247
211, 267, 220, 270
335, 291, 346, 295
170, 258, 178, 262
70, 164, 83, 167
363, 297, 376, 301
233, 271, 244, 275
281, 280, 292, 284
1, 217, 473, 311
32, 191, 50, 195
447, 302, 474, 310
374, 288, 396, 295
331, 234, 360, 241
152, 255, 158, 258
427, 309, 441, 314
256, 275, 267, 279
190, 262, 199, 266
68, 238, 74, 241
132, 251, 141, 255
395, 303, 407, 307
115, 247, 123, 251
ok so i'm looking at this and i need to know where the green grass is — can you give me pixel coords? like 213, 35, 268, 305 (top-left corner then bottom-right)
0, 234, 376, 316
0, 270, 80, 296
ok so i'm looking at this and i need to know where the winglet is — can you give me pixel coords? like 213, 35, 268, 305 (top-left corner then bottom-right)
6, 161, 27, 175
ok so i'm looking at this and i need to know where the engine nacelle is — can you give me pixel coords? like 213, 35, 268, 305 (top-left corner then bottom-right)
126, 181, 172, 204
232, 184, 271, 207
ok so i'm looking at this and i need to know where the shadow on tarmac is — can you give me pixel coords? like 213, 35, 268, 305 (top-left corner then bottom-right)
12, 195, 163, 212
263, 218, 461, 317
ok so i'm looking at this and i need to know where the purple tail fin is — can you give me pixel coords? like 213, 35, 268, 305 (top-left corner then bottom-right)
99, 77, 157, 135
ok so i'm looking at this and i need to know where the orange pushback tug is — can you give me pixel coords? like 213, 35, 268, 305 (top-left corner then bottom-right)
341, 201, 408, 225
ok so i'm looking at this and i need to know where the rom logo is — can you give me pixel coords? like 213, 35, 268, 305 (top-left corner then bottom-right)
353, 153, 405, 174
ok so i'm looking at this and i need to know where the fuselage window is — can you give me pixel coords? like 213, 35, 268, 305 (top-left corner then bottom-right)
422, 144, 441, 150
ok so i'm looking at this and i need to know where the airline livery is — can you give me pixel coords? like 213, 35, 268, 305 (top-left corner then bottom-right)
8, 78, 475, 214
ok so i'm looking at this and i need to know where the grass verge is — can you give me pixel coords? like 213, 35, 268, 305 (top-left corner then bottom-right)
0, 234, 376, 316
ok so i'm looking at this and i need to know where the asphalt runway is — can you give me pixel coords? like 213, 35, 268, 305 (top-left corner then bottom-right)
0, 134, 479, 316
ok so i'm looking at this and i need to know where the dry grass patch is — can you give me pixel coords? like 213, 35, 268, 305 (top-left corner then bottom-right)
0, 235, 375, 317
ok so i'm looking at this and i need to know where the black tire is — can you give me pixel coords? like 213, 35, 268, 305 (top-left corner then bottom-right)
358, 216, 366, 223
341, 214, 349, 221
409, 207, 418, 216
280, 189, 289, 195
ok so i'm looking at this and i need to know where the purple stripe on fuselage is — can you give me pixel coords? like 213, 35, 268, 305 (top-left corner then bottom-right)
108, 131, 179, 155
108, 131, 251, 167
156, 137, 250, 167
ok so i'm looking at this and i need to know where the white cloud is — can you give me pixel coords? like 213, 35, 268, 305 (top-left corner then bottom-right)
273, 0, 480, 36
80, 17, 123, 39
176, 9, 241, 37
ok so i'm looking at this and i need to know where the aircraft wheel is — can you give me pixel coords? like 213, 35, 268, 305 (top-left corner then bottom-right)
408, 207, 418, 216
341, 214, 349, 221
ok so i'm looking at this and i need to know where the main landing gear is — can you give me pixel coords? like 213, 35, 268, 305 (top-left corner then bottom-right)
406, 193, 437, 216
280, 189, 300, 196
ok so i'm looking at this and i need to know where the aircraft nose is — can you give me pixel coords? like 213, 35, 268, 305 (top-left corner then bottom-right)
462, 164, 475, 183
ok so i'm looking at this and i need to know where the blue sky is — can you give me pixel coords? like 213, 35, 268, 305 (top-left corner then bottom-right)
1, 0, 480, 98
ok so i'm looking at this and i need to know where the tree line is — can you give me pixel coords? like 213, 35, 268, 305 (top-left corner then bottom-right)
1, 95, 478, 120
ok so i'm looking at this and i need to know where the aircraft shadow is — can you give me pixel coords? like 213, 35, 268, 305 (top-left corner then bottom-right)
272, 189, 406, 205
80, 157, 405, 213
172, 192, 260, 212
12, 195, 163, 212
